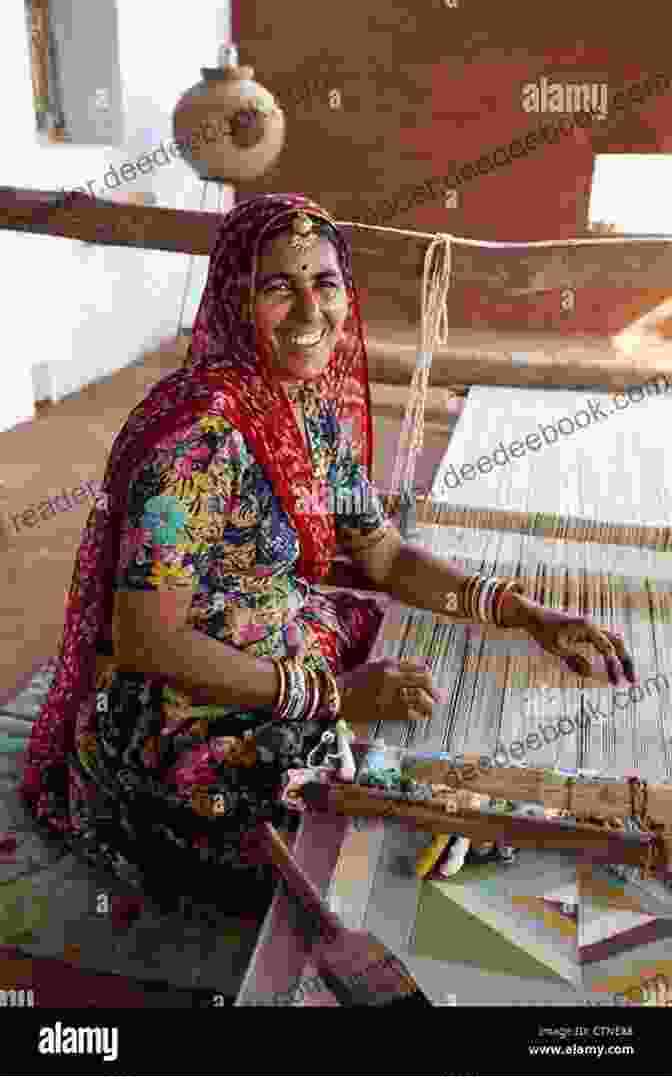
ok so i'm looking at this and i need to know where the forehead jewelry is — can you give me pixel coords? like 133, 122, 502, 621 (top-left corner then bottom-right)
289, 212, 319, 253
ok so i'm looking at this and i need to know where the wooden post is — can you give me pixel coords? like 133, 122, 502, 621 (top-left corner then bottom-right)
0, 481, 10, 553
29, 0, 51, 119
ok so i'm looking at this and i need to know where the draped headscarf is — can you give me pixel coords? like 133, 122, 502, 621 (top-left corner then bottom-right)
21, 193, 374, 826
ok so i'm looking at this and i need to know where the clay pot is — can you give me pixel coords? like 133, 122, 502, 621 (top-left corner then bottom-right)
173, 63, 286, 183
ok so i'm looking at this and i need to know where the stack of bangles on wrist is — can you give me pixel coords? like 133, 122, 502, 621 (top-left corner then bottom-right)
446, 575, 526, 626
271, 656, 341, 723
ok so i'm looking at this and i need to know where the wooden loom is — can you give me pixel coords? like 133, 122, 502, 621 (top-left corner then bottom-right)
3, 186, 672, 874
356, 382, 672, 878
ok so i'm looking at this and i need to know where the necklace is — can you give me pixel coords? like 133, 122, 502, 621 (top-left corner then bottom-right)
284, 382, 312, 451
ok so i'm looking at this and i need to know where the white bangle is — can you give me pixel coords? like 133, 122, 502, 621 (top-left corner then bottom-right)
485, 577, 502, 624
478, 577, 497, 623
477, 577, 487, 623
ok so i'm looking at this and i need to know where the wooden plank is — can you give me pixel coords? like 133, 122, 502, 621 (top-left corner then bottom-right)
0, 188, 219, 257
28, 1, 51, 119
364, 329, 672, 392
301, 782, 660, 868
235, 813, 349, 1005
3, 186, 672, 292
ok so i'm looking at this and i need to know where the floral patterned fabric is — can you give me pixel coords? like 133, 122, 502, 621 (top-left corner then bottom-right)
21, 193, 389, 905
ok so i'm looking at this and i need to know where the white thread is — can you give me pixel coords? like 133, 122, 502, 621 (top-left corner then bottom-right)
335, 222, 667, 249
390, 235, 453, 498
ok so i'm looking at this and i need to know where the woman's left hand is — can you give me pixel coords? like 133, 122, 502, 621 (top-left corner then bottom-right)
516, 596, 638, 687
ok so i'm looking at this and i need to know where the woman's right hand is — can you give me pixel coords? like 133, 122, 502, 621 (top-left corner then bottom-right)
337, 658, 444, 725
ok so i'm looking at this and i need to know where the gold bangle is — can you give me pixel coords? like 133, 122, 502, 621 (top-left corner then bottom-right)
272, 657, 287, 712
319, 668, 341, 720
462, 575, 477, 619
468, 575, 482, 621
461, 576, 472, 618
473, 575, 485, 621
305, 667, 321, 721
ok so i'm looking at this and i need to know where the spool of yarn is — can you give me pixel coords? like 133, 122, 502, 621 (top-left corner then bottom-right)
415, 834, 451, 878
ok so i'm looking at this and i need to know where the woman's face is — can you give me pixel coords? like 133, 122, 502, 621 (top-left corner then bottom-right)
251, 230, 350, 382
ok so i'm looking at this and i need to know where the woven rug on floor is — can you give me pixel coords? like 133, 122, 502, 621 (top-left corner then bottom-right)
0, 945, 238, 1008
0, 660, 265, 1002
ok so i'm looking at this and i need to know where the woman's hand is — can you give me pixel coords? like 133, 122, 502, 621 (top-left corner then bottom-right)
338, 659, 445, 725
515, 596, 638, 687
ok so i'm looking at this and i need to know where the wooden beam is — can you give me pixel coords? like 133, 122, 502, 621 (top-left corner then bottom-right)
0, 188, 219, 256
364, 326, 672, 392
301, 781, 662, 868
5, 187, 672, 391
4, 186, 672, 292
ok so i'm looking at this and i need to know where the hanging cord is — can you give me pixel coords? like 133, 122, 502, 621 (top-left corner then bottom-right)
389, 235, 453, 524
627, 776, 669, 879
332, 220, 672, 527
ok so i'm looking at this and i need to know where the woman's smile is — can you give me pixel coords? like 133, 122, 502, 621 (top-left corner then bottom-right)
271, 324, 335, 377
284, 327, 327, 350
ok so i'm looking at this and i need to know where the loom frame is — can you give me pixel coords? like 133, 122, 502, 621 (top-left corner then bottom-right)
291, 736, 672, 876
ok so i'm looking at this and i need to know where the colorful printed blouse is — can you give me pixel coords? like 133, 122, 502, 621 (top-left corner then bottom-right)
114, 391, 389, 670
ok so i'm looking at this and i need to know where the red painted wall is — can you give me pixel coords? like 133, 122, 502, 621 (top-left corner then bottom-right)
235, 3, 672, 337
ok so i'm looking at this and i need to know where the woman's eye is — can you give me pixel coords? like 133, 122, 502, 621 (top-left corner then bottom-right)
263, 281, 341, 294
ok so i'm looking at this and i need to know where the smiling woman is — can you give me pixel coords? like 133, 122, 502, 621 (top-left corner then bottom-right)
20, 194, 406, 917
21, 193, 637, 922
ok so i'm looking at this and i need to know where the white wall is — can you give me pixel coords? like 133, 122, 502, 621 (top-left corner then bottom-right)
0, 0, 233, 431
590, 155, 672, 233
